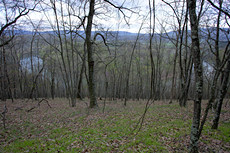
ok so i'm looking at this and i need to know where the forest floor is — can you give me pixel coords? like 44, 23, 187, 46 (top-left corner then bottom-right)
0, 98, 229, 152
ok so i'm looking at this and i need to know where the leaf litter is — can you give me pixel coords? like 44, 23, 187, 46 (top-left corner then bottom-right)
0, 98, 229, 152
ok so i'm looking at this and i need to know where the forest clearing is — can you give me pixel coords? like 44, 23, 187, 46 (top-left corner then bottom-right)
0, 99, 229, 152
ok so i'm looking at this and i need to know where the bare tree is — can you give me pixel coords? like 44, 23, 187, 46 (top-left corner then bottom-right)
187, 0, 203, 152
40, 0, 84, 107
0, 0, 38, 101
197, 0, 230, 136
0, 0, 38, 47
212, 58, 230, 129
161, 0, 193, 106
85, 0, 98, 108
124, 19, 145, 106
148, 0, 156, 99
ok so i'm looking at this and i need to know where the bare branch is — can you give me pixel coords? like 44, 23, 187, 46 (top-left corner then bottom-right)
0, 1, 39, 36
104, 0, 136, 25
93, 33, 108, 47
207, 0, 230, 18
161, 0, 180, 23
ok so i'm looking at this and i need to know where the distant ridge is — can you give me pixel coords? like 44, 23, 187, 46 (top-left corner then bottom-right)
6, 27, 230, 42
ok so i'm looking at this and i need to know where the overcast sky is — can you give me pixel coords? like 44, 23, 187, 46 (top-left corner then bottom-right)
1, 0, 227, 34
23, 0, 170, 33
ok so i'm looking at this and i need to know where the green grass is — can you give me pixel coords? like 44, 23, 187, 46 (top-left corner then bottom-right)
1, 99, 229, 152
215, 122, 230, 142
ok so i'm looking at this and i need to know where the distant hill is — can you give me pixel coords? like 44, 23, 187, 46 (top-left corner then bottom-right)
160, 27, 230, 42
199, 27, 230, 42
9, 27, 230, 42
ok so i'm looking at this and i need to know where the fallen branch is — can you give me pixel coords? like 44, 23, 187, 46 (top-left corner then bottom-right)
27, 99, 51, 112
15, 106, 24, 111
15, 99, 36, 111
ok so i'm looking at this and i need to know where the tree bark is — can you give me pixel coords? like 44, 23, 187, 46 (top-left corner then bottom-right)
124, 22, 143, 106
149, 0, 156, 100
77, 43, 87, 100
86, 0, 97, 108
51, 62, 55, 100
187, 0, 203, 152
198, 0, 224, 137
2, 47, 13, 102
212, 59, 230, 129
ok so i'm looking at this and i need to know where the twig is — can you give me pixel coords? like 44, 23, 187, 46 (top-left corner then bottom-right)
207, 0, 230, 18
104, 0, 137, 25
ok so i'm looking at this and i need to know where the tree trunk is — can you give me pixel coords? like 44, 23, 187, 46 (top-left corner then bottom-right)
187, 0, 203, 152
86, 0, 97, 108
124, 27, 143, 106
77, 43, 87, 100
0, 48, 6, 101
30, 32, 36, 99
169, 47, 178, 104
198, 0, 224, 136
51, 65, 55, 100
149, 0, 156, 100
212, 59, 230, 129
2, 47, 13, 102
